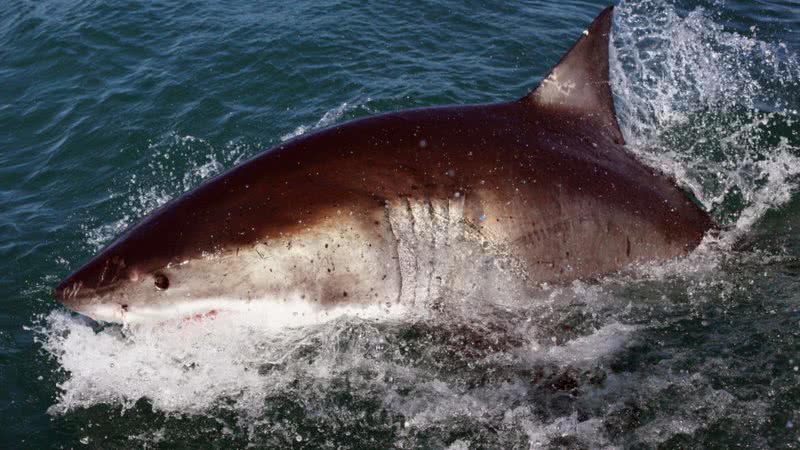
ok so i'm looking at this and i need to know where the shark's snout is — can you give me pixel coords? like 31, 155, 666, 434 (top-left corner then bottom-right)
52, 279, 78, 304
54, 271, 103, 309
53, 253, 132, 307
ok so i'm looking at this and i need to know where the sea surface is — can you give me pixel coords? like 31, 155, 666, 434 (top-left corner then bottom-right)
2, 0, 799, 448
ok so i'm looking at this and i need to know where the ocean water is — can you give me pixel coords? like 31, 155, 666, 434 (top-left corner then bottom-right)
2, 0, 799, 448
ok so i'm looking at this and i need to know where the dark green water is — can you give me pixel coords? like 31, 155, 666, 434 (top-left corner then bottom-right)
2, 0, 799, 448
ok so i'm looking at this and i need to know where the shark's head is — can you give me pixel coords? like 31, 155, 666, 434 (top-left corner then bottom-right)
52, 191, 253, 323
53, 232, 275, 323
52, 186, 391, 324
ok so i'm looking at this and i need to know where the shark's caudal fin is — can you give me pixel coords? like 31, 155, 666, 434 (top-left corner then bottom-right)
524, 6, 624, 145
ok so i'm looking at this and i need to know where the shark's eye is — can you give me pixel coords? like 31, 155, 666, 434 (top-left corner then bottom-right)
154, 273, 170, 290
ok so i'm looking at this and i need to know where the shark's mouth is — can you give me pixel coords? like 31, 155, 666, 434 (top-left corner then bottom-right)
81, 296, 410, 328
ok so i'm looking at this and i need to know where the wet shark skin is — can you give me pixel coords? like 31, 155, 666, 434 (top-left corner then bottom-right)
53, 6, 715, 321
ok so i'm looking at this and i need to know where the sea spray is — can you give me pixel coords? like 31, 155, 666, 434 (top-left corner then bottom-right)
612, 0, 800, 233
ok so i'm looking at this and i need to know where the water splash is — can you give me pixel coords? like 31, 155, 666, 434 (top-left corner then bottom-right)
280, 99, 373, 141
611, 0, 800, 235
81, 134, 251, 251
37, 290, 639, 445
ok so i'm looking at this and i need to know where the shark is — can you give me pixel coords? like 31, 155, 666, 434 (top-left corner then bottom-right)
54, 6, 714, 323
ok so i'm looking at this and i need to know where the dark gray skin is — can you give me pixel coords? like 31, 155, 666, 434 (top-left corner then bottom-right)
54, 7, 715, 323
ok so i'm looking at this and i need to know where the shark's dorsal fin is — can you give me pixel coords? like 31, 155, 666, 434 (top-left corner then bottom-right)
524, 6, 624, 144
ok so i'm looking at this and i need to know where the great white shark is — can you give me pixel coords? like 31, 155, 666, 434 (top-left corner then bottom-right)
54, 6, 714, 323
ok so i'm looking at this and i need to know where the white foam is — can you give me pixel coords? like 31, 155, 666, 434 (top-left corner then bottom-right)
521, 413, 610, 449
543, 322, 636, 363
40, 302, 411, 416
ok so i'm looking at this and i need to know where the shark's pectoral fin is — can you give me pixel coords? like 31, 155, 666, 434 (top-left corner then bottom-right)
524, 6, 624, 145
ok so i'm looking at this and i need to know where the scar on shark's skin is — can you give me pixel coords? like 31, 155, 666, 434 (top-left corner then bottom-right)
54, 6, 715, 324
